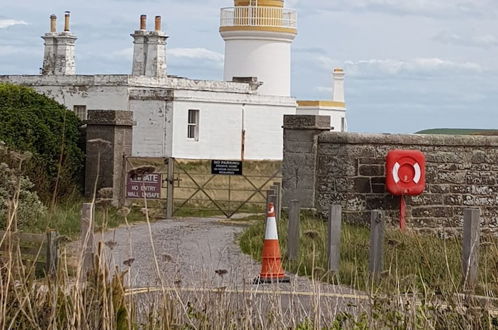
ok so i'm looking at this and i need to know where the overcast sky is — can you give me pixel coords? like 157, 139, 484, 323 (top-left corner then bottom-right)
0, 0, 496, 133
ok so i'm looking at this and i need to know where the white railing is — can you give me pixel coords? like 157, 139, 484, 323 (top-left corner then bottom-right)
220, 7, 297, 29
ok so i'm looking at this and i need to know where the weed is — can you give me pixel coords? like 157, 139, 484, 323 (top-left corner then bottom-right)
239, 212, 498, 296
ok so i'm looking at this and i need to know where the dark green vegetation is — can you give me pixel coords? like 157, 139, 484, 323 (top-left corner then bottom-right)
0, 83, 84, 201
0, 140, 144, 236
0, 84, 145, 235
417, 128, 498, 136
239, 213, 498, 296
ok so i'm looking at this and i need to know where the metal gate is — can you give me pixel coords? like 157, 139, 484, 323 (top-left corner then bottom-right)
171, 158, 281, 218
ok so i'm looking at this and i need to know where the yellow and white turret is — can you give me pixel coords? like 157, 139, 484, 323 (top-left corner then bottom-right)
220, 0, 297, 96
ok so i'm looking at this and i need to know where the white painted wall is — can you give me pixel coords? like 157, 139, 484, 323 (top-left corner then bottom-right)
34, 85, 129, 111
0, 74, 298, 160
171, 100, 243, 159
129, 89, 170, 157
221, 30, 295, 97
296, 107, 346, 132
0, 75, 131, 111
171, 90, 296, 160
243, 104, 296, 159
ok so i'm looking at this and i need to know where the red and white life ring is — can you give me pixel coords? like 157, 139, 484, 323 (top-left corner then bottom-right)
392, 161, 422, 184
386, 149, 426, 197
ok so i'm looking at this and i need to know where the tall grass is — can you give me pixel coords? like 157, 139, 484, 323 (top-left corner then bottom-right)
240, 212, 498, 295
239, 212, 498, 327
18, 194, 147, 239
2, 157, 498, 327
2, 208, 498, 328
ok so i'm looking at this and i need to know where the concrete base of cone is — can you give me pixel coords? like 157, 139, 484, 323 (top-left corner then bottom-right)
253, 275, 290, 284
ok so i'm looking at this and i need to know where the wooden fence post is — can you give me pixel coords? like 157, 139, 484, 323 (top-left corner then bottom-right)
46, 230, 58, 278
369, 210, 384, 279
462, 208, 480, 292
328, 205, 342, 273
81, 203, 95, 279
266, 189, 276, 211
269, 184, 279, 220
274, 182, 282, 222
166, 158, 174, 219
287, 200, 300, 261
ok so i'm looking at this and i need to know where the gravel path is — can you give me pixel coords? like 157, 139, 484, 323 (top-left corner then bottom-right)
99, 216, 362, 292
95, 216, 368, 324
101, 216, 259, 289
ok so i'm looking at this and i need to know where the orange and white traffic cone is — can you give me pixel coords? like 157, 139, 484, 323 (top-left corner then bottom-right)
253, 202, 290, 284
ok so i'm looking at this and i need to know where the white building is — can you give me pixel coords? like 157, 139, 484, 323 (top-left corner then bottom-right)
0, 0, 347, 160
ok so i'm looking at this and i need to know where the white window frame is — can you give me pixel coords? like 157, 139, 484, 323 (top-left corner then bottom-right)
73, 105, 87, 120
187, 109, 200, 141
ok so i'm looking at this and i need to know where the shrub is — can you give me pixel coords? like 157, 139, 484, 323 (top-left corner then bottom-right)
0, 83, 84, 201
0, 161, 46, 230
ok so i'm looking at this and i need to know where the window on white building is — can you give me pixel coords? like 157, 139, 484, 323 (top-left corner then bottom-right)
341, 117, 345, 132
74, 105, 87, 120
187, 109, 200, 141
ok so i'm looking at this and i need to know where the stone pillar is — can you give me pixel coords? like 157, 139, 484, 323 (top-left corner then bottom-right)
145, 31, 168, 77
41, 33, 57, 75
282, 115, 331, 208
131, 30, 147, 76
53, 33, 77, 75
85, 110, 133, 206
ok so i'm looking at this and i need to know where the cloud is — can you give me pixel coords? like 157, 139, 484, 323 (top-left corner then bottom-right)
434, 31, 498, 48
0, 45, 38, 56
168, 48, 224, 64
0, 19, 28, 29
316, 86, 332, 91
316, 57, 483, 78
294, 47, 328, 55
0, 46, 22, 56
167, 48, 224, 79
304, 0, 496, 18
109, 47, 133, 59
108, 48, 225, 65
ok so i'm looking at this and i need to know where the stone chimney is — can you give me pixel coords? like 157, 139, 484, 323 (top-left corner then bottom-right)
41, 12, 77, 75
332, 68, 345, 103
131, 15, 147, 76
131, 15, 168, 77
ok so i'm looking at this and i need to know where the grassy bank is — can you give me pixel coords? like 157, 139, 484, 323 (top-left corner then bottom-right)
22, 195, 148, 239
239, 212, 498, 296
2, 204, 497, 327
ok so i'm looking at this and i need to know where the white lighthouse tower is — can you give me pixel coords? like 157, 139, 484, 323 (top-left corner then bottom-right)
220, 0, 297, 96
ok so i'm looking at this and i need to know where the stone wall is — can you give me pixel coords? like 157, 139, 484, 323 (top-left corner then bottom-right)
282, 115, 331, 208
283, 115, 498, 232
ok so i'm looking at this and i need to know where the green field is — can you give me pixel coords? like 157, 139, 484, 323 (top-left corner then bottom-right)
416, 128, 498, 135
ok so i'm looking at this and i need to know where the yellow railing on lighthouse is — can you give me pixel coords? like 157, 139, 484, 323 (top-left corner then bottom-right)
220, 6, 297, 29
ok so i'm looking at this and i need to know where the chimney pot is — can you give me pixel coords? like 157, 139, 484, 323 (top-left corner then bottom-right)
64, 11, 70, 32
50, 14, 57, 33
140, 15, 147, 30
155, 16, 161, 31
